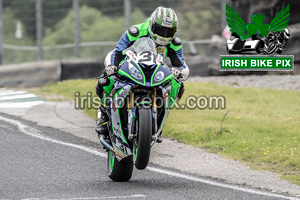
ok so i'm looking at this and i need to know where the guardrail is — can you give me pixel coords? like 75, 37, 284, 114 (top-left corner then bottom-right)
3, 39, 211, 54
3, 41, 117, 51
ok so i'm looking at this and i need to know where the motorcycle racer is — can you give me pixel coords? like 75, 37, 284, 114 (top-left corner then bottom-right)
96, 7, 189, 142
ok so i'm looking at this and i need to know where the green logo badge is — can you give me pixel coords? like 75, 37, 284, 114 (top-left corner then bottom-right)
226, 4, 290, 40
225, 4, 291, 55
220, 4, 294, 71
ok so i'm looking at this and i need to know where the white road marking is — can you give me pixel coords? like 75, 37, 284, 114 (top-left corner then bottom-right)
22, 194, 146, 200
0, 115, 299, 200
0, 101, 45, 108
147, 167, 300, 200
0, 89, 44, 115
0, 91, 27, 96
0, 115, 106, 157
0, 93, 37, 101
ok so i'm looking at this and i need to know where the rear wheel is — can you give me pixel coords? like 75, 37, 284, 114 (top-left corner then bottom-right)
107, 151, 133, 182
134, 107, 152, 170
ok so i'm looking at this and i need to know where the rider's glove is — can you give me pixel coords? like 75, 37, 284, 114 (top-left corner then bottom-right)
171, 67, 182, 80
105, 65, 118, 76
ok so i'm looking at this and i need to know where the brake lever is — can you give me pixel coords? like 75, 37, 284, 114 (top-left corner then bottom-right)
102, 72, 118, 79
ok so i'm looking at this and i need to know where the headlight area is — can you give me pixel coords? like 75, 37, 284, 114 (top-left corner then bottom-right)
128, 62, 143, 80
153, 71, 165, 82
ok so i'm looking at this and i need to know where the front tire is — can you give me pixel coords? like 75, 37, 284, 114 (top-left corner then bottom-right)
107, 151, 133, 182
134, 107, 152, 170
266, 43, 277, 54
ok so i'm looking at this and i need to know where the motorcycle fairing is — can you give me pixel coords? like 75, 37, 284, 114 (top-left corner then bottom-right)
119, 61, 146, 86
155, 85, 171, 137
109, 84, 133, 161
119, 59, 174, 87
169, 79, 182, 109
150, 64, 174, 86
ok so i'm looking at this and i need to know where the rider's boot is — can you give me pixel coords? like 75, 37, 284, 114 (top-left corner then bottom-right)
95, 74, 111, 138
156, 132, 163, 143
156, 136, 163, 143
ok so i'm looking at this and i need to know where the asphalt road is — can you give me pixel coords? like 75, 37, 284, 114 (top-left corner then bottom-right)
0, 114, 298, 200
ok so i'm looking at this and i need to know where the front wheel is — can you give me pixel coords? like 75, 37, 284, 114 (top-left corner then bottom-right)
134, 107, 152, 170
266, 43, 277, 54
107, 151, 133, 182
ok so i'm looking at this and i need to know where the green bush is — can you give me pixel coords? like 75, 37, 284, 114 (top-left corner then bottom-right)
44, 6, 147, 45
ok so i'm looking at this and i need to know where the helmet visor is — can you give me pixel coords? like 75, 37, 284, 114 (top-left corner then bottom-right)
151, 23, 176, 39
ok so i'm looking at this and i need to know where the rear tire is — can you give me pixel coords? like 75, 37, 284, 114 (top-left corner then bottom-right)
134, 107, 152, 170
107, 151, 133, 182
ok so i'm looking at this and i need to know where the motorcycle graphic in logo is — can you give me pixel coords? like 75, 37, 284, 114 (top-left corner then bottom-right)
226, 4, 291, 54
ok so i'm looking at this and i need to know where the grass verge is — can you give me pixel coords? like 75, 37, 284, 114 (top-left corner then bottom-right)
31, 79, 300, 185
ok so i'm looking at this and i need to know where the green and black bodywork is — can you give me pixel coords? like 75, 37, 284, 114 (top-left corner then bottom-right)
99, 38, 183, 182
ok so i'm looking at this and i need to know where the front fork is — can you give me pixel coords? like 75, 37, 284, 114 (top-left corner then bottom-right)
127, 89, 135, 141
127, 88, 158, 140
152, 88, 158, 135
127, 88, 168, 144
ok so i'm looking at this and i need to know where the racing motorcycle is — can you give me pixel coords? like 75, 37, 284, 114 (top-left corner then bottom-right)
262, 28, 291, 54
99, 37, 183, 181
226, 28, 291, 55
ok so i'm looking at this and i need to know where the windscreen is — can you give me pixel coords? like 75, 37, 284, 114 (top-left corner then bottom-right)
131, 37, 157, 55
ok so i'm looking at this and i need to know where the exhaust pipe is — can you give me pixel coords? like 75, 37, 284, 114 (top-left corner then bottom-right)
99, 134, 115, 153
